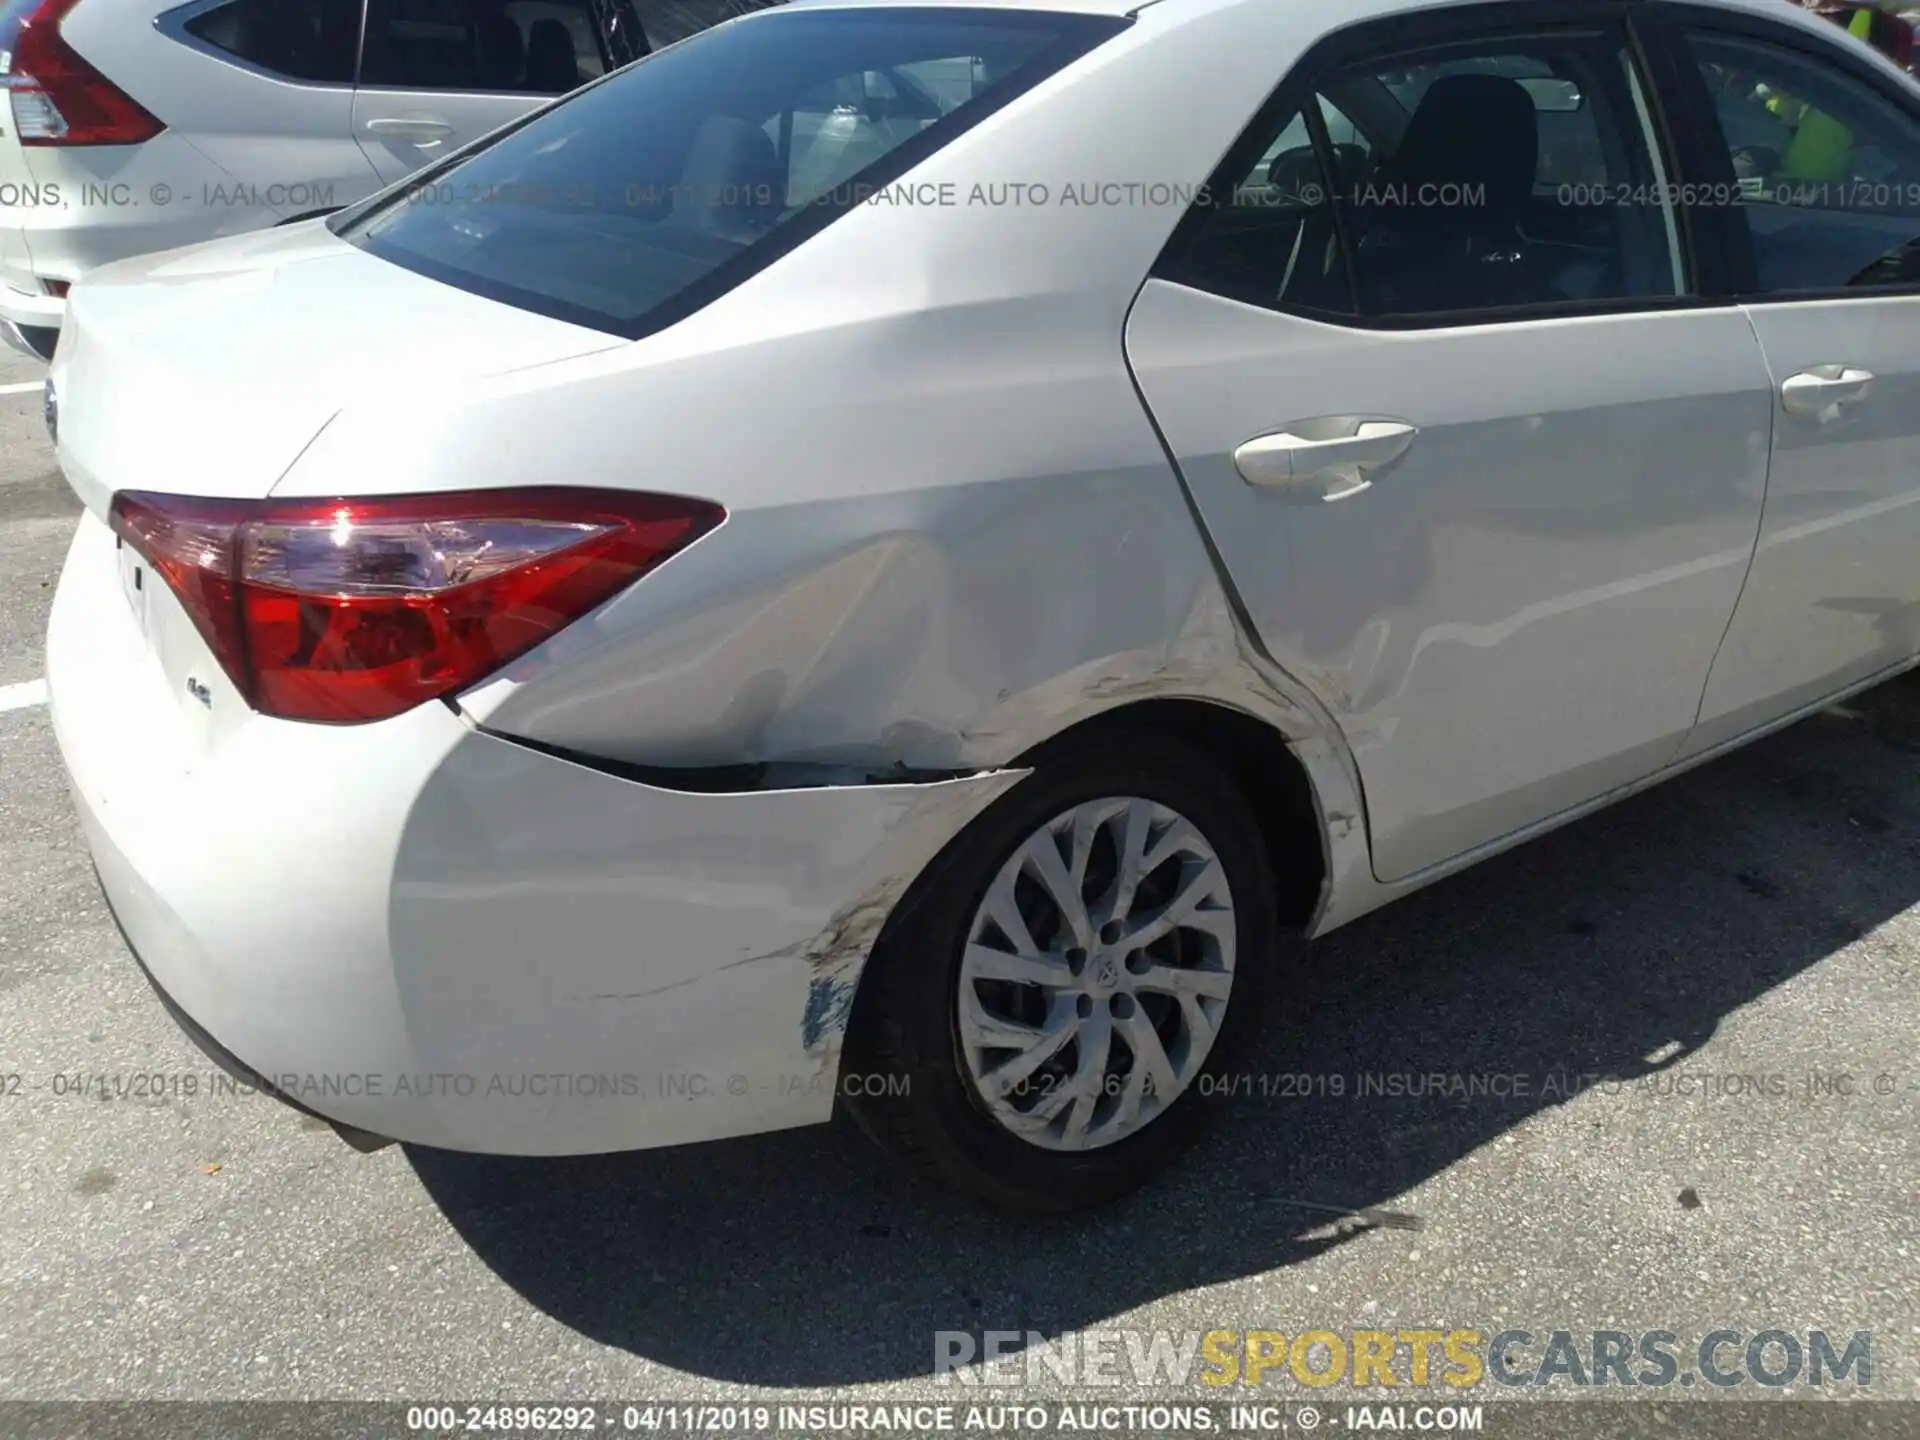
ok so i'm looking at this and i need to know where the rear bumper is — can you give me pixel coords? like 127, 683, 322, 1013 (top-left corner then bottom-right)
109, 892, 394, 1152
48, 511, 1022, 1155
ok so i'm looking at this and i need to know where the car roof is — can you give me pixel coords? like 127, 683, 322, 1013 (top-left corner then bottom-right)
770, 0, 1918, 92
777, 0, 1837, 25
775, 0, 1147, 18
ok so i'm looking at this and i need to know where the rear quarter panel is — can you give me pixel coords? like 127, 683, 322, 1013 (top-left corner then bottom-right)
272, 0, 1395, 771
63, 0, 383, 226
262, 0, 1486, 934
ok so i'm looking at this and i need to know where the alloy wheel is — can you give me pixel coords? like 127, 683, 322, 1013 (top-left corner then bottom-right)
956, 797, 1237, 1151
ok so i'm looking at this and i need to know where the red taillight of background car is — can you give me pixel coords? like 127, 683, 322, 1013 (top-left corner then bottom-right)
0, 0, 165, 146
1877, 9, 1915, 66
109, 488, 725, 723
1799, 0, 1919, 65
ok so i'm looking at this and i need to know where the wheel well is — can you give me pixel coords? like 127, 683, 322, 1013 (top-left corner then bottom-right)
840, 696, 1329, 1093
1013, 698, 1327, 930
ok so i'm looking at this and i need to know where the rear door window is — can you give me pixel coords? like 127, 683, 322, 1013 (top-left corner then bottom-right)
1333, 35, 1684, 314
337, 7, 1124, 335
359, 0, 614, 93
1160, 23, 1687, 322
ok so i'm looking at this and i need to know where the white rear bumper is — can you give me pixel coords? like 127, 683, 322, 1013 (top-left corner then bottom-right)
48, 511, 1020, 1154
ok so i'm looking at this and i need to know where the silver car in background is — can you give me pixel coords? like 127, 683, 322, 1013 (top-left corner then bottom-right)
0, 0, 769, 357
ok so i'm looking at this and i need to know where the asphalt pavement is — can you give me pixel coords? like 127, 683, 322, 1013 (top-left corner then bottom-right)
0, 347, 1914, 1428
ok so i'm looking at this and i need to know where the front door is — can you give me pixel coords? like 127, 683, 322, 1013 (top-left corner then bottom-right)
1662, 9, 1920, 755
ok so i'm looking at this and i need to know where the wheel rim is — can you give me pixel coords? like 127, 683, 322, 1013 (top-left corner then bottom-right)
956, 797, 1236, 1151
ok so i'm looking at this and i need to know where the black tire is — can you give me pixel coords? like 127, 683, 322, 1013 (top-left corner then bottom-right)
842, 730, 1287, 1213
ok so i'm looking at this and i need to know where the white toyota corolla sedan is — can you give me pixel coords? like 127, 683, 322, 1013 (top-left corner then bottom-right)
44, 0, 1920, 1209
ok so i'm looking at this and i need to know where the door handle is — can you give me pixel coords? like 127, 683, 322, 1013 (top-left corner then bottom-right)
365, 117, 455, 145
1234, 420, 1416, 500
1780, 365, 1873, 419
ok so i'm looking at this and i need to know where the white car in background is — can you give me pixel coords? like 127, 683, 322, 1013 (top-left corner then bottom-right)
43, 0, 1920, 1212
0, 0, 765, 358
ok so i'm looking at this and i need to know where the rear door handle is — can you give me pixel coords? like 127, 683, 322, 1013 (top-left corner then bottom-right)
1781, 365, 1874, 419
1234, 421, 1416, 500
365, 117, 455, 145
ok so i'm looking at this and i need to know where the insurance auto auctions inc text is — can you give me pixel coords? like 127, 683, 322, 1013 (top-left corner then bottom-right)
934, 1328, 1872, 1391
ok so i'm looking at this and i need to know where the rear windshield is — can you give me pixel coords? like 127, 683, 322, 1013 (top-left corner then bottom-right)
336, 7, 1125, 338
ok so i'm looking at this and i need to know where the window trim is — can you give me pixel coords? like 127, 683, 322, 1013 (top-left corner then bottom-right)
1641, 0, 1920, 305
1151, 0, 1720, 331
1304, 89, 1365, 314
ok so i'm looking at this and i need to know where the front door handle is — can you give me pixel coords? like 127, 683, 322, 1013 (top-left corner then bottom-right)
1234, 420, 1417, 500
365, 117, 455, 145
1781, 364, 1874, 419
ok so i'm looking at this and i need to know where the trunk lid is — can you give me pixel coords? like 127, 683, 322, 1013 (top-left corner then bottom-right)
51, 220, 625, 519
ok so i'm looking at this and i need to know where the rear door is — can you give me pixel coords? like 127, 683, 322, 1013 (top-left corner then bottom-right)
1125, 1, 1778, 882
1655, 7, 1920, 755
126, 0, 382, 216
351, 0, 615, 182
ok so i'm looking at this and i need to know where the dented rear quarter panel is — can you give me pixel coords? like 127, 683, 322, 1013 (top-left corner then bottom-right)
262, 0, 1390, 955
266, 0, 1343, 760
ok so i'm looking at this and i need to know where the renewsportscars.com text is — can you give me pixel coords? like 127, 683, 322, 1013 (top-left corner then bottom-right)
934, 1328, 1872, 1389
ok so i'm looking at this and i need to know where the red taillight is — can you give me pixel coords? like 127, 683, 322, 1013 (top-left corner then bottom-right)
1, 0, 164, 146
109, 488, 725, 723
1883, 12, 1915, 67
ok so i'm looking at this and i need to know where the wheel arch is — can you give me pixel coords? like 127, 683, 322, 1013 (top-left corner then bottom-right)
842, 694, 1333, 1077
1008, 696, 1329, 930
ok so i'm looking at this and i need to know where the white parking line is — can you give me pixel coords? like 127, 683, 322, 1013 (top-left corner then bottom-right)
0, 678, 48, 713
0, 380, 46, 396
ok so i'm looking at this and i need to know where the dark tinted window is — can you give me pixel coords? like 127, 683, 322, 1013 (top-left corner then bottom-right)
184, 0, 361, 82
1160, 103, 1358, 315
1165, 26, 1686, 320
1685, 29, 1920, 293
632, 0, 775, 50
360, 0, 609, 93
1337, 33, 1682, 315
1379, 53, 1610, 189
339, 8, 1122, 336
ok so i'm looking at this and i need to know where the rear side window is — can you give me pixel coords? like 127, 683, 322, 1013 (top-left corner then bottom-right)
360, 0, 611, 93
183, 0, 362, 82
338, 8, 1123, 336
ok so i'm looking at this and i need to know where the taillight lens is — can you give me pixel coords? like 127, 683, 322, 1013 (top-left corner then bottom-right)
1885, 12, 1916, 66
1, 0, 164, 146
109, 488, 724, 723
